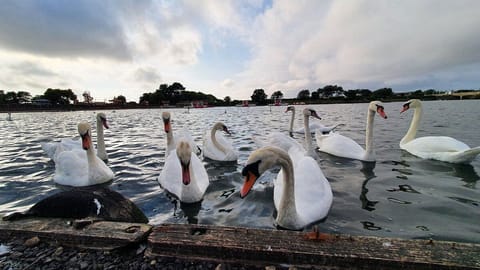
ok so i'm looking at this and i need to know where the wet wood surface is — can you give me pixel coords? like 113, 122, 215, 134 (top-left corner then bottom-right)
147, 224, 480, 270
0, 217, 152, 250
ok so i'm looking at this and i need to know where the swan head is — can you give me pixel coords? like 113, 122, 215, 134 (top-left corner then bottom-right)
369, 101, 387, 119
78, 122, 92, 150
162, 112, 171, 133
240, 146, 287, 198
176, 141, 192, 185
285, 106, 295, 113
400, 99, 421, 113
213, 122, 231, 135
303, 108, 321, 120
96, 112, 109, 129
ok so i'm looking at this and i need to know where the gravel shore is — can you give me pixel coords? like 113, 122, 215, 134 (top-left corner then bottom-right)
0, 237, 297, 270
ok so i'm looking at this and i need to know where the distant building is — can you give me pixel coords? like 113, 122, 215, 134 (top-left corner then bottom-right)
32, 99, 51, 106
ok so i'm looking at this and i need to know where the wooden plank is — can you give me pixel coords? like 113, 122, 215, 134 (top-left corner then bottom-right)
147, 224, 480, 270
0, 218, 152, 250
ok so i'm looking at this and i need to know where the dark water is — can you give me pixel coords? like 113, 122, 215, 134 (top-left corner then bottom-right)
1, 100, 479, 243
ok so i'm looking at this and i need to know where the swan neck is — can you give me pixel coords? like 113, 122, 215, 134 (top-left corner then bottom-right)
303, 115, 313, 153
401, 106, 422, 145
289, 109, 295, 133
276, 151, 299, 227
364, 109, 375, 160
211, 128, 226, 153
96, 119, 106, 158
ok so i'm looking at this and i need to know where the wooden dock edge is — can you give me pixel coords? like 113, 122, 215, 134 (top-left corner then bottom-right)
1, 219, 479, 269
0, 218, 152, 250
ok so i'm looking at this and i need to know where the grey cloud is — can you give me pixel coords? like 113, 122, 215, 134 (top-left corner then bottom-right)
0, 0, 131, 60
134, 67, 161, 83
9, 61, 57, 77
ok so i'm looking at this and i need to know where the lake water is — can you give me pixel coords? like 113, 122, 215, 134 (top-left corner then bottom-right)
1, 100, 479, 243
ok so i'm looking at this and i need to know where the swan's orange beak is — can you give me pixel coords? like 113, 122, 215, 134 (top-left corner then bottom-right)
377, 107, 387, 119
101, 118, 109, 129
181, 161, 191, 185
240, 171, 257, 198
163, 120, 171, 133
81, 133, 91, 150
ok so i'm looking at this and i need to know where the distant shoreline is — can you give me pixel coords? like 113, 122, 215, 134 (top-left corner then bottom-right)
1, 96, 477, 113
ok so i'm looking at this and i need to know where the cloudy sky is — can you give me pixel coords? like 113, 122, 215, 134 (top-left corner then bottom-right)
1, 0, 480, 102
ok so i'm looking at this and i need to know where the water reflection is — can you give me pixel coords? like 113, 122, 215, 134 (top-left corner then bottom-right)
359, 162, 378, 212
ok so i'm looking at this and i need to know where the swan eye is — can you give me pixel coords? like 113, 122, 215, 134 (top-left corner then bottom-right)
242, 160, 261, 177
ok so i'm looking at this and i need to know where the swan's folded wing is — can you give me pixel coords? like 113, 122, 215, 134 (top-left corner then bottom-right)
158, 151, 183, 197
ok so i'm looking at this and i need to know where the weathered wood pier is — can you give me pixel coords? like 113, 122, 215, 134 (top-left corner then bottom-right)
1, 218, 479, 269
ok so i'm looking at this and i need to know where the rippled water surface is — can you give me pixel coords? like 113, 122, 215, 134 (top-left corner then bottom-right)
1, 100, 479, 243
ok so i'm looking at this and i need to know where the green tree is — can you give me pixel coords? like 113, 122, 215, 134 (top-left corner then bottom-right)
115, 95, 127, 105
271, 91, 283, 100
297, 89, 310, 100
44, 88, 77, 105
17, 91, 32, 104
251, 89, 267, 105
224, 96, 231, 105
5, 91, 18, 104
371, 88, 393, 100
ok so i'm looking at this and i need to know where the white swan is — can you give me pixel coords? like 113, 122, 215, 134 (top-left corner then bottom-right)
158, 140, 209, 203
286, 106, 342, 135
400, 99, 480, 164
53, 122, 114, 187
253, 108, 322, 156
42, 112, 109, 162
162, 111, 200, 157
240, 146, 332, 230
203, 122, 238, 161
316, 101, 387, 162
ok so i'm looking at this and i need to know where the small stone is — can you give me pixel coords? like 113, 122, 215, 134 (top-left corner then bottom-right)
150, 259, 156, 265
80, 261, 89, 269
53, 246, 64, 256
265, 266, 276, 270
24, 236, 40, 247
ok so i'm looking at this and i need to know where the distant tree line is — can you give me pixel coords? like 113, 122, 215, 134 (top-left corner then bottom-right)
2, 82, 479, 110
249, 85, 480, 105
139, 82, 221, 106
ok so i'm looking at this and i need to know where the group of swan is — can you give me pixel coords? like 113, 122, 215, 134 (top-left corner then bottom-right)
53, 121, 114, 187
42, 112, 109, 162
39, 99, 480, 230
158, 112, 237, 203
42, 113, 113, 187
286, 105, 342, 135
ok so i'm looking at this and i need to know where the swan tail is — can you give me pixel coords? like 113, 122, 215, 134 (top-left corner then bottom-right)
451, 147, 480, 164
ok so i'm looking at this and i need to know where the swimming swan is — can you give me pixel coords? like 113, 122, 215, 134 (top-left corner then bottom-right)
400, 99, 480, 164
253, 108, 322, 155
42, 112, 109, 162
203, 122, 238, 161
316, 101, 387, 162
158, 140, 209, 203
240, 146, 332, 230
53, 122, 114, 187
286, 106, 342, 135
162, 111, 200, 157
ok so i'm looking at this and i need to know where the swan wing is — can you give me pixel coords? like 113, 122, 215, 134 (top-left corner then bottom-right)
158, 151, 183, 198
203, 132, 238, 161
401, 136, 480, 163
274, 147, 333, 226
253, 132, 304, 152
316, 132, 366, 160
41, 138, 81, 160
53, 149, 89, 186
